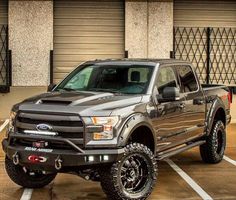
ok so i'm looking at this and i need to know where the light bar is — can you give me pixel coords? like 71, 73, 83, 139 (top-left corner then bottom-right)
88, 156, 94, 162
23, 130, 58, 136
103, 155, 109, 161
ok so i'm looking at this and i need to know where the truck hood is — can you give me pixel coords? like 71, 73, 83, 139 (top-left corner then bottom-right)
15, 91, 143, 116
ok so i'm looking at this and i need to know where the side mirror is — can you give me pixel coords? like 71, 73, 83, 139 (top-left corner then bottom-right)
47, 83, 56, 92
157, 87, 180, 103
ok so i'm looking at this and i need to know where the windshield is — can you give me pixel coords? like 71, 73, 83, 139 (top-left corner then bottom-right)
56, 64, 154, 94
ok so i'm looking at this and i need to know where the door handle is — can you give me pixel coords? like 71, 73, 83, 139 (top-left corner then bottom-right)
178, 103, 185, 109
193, 98, 205, 105
157, 105, 165, 113
198, 100, 204, 105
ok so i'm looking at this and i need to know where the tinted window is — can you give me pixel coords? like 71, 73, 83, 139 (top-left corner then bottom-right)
56, 65, 154, 94
156, 67, 177, 94
64, 66, 93, 89
177, 66, 198, 93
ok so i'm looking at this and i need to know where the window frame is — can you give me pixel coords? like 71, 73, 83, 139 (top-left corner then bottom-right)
176, 65, 200, 94
155, 65, 180, 95
55, 63, 155, 95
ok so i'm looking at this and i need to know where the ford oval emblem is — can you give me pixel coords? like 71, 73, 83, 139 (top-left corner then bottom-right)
36, 124, 52, 131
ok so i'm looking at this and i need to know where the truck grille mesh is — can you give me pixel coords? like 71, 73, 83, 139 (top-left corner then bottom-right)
15, 112, 84, 139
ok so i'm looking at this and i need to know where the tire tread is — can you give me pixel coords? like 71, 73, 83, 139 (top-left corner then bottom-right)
99, 143, 157, 200
5, 156, 56, 188
200, 120, 226, 164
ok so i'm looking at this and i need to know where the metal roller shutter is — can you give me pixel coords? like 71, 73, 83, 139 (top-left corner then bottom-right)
53, 0, 125, 83
0, 0, 8, 26
174, 0, 236, 27
174, 1, 236, 85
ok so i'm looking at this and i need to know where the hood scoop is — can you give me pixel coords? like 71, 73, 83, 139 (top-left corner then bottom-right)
37, 99, 72, 106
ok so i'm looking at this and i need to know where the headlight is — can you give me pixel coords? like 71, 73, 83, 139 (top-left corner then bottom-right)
8, 111, 17, 133
84, 116, 119, 140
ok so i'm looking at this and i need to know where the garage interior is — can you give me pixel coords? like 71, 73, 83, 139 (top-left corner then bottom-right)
0, 0, 236, 199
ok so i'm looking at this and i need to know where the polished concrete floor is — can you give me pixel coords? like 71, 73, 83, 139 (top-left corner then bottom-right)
0, 123, 235, 200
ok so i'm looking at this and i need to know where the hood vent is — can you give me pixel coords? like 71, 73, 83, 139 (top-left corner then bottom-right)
38, 99, 72, 106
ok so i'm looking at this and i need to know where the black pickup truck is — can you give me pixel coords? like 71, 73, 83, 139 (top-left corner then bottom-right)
2, 59, 232, 200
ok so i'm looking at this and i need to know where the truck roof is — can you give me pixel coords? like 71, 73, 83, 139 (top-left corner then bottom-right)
84, 58, 191, 66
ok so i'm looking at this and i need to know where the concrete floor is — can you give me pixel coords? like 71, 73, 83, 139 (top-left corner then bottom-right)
0, 124, 235, 200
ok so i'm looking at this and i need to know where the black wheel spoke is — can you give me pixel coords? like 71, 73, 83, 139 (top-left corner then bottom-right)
99, 143, 157, 200
125, 160, 131, 167
123, 180, 128, 188
121, 167, 127, 173
120, 154, 149, 192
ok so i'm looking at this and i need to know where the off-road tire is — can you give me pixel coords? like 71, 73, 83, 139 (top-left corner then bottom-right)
200, 120, 226, 164
5, 156, 57, 188
99, 143, 158, 200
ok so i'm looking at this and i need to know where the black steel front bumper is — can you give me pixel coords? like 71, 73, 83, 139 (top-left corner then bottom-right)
2, 138, 125, 171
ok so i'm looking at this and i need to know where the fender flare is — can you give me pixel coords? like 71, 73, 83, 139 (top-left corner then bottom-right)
117, 113, 157, 152
206, 96, 226, 135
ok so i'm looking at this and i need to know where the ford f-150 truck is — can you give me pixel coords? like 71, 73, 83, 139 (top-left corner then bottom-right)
2, 59, 232, 200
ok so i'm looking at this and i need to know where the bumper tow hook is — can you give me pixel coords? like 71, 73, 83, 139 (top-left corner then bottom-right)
12, 152, 19, 165
55, 156, 63, 170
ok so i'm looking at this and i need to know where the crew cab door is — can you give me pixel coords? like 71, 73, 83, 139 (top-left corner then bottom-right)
176, 65, 205, 139
152, 65, 187, 151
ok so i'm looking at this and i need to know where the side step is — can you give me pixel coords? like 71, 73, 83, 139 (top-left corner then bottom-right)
157, 140, 206, 160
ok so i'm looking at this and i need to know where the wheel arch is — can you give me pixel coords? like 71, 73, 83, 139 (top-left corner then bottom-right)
117, 113, 156, 154
207, 98, 226, 135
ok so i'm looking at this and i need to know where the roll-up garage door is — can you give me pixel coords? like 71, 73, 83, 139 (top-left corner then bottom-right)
53, 0, 125, 83
174, 0, 236, 27
174, 1, 236, 85
0, 0, 8, 26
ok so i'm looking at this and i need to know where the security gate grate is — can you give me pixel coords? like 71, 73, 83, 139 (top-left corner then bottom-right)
174, 27, 236, 85
0, 25, 9, 93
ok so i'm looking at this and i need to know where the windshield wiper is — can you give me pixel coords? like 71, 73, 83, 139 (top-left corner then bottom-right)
60, 87, 126, 95
61, 87, 77, 91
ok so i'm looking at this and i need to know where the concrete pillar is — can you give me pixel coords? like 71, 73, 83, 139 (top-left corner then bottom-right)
125, 1, 148, 58
148, 1, 173, 58
9, 1, 53, 86
125, 0, 173, 59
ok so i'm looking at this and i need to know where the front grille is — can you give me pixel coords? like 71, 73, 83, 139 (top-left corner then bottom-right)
15, 112, 84, 140
18, 117, 83, 127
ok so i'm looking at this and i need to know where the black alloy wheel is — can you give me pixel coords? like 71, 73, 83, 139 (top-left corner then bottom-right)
99, 143, 157, 200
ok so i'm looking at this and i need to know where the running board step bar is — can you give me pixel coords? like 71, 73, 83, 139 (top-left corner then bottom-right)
157, 140, 206, 160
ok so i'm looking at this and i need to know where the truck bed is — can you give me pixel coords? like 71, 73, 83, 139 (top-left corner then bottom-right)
202, 84, 232, 123
202, 84, 232, 102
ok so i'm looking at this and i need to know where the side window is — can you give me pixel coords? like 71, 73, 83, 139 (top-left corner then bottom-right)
177, 66, 198, 93
156, 67, 177, 94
